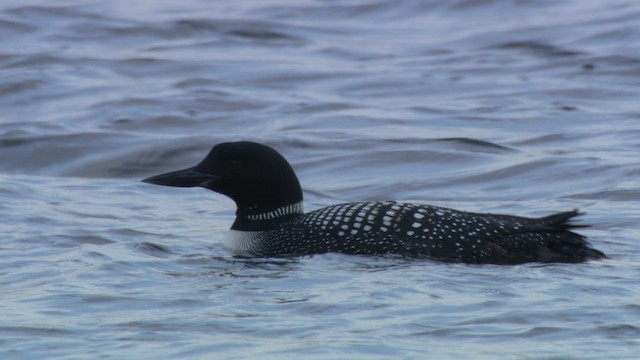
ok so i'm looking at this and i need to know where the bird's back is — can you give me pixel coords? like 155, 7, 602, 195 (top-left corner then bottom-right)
253, 201, 604, 264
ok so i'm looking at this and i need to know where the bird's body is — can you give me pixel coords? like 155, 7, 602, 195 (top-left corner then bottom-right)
142, 141, 605, 264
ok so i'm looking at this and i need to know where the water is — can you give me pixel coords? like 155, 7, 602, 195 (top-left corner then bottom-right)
1, 0, 639, 358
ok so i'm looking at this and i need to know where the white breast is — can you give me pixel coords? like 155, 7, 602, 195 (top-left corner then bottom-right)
222, 230, 264, 256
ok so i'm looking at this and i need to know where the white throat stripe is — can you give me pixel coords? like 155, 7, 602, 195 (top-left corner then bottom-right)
246, 202, 303, 221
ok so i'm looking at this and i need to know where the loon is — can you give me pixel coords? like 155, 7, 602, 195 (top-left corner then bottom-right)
142, 141, 605, 264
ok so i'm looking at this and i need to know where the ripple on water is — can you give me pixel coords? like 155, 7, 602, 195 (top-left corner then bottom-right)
2, 0, 640, 359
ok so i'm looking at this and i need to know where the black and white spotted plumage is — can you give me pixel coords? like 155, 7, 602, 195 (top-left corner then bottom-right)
143, 141, 605, 264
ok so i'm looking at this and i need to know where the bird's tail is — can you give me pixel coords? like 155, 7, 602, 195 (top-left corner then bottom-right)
534, 210, 605, 261
537, 209, 589, 230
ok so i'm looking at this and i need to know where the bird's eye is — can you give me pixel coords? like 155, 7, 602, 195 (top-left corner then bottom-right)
230, 160, 241, 170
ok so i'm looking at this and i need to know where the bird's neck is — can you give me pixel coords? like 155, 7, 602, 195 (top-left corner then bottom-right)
232, 201, 304, 231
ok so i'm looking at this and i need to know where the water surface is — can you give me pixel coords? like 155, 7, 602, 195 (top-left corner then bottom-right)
1, 0, 639, 358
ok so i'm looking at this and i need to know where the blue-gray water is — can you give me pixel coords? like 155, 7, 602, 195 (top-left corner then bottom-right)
1, 0, 639, 359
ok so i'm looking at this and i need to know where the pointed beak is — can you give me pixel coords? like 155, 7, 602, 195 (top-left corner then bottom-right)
142, 167, 221, 188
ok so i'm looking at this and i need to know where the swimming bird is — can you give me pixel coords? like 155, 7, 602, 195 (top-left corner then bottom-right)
142, 141, 605, 264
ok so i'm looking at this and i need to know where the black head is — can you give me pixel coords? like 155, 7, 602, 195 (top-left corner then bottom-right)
142, 141, 303, 216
